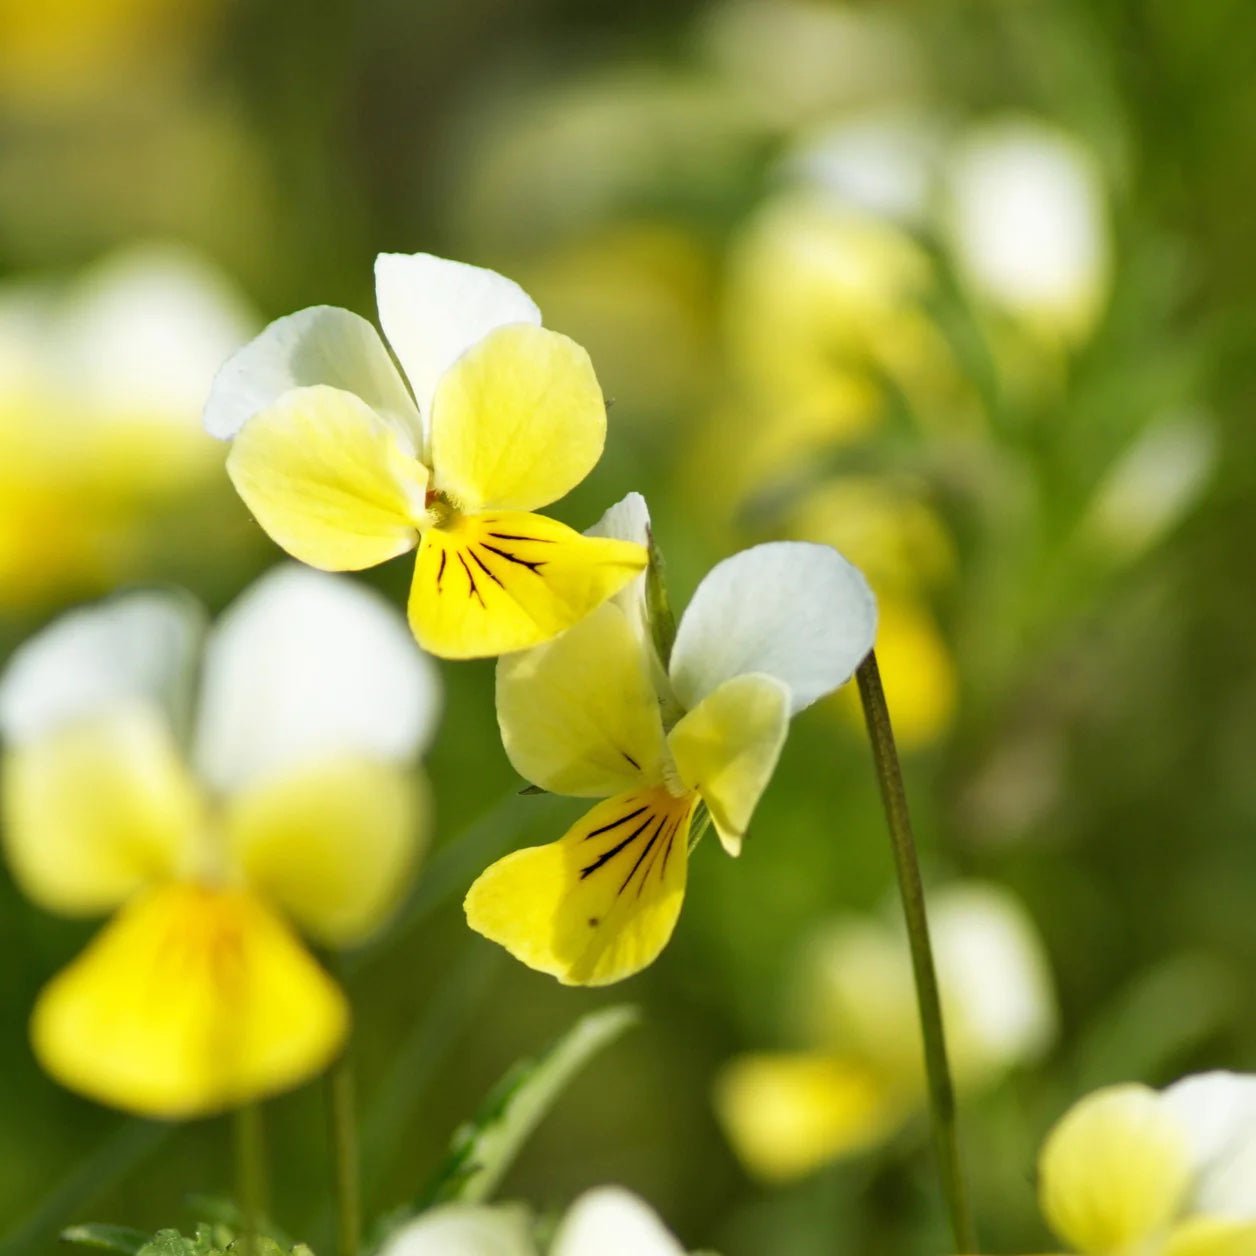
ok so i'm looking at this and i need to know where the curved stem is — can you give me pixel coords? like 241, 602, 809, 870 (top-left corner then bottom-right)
327, 1049, 362, 1256
855, 651, 978, 1252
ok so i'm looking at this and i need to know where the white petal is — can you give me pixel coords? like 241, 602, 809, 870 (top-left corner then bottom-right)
945, 118, 1109, 337
669, 542, 876, 715
193, 565, 440, 793
0, 592, 204, 745
587, 491, 653, 642
552, 1188, 686, 1256
378, 1203, 536, 1256
203, 305, 421, 446
374, 252, 541, 422
931, 883, 1057, 1083
1163, 1071, 1256, 1220
60, 243, 256, 424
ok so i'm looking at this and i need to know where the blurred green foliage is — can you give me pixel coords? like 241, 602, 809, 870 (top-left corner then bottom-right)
3, 1, 1256, 1253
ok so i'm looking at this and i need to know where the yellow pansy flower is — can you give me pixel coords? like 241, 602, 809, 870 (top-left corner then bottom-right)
1033, 1073, 1256, 1256
0, 564, 440, 1118
0, 244, 255, 611
203, 252, 646, 659
465, 494, 877, 986
381, 1186, 689, 1256
716, 883, 1056, 1181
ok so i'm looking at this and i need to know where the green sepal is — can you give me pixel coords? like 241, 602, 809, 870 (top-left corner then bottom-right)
645, 525, 677, 669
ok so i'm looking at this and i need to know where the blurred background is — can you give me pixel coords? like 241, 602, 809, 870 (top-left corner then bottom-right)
2, 0, 1255, 1252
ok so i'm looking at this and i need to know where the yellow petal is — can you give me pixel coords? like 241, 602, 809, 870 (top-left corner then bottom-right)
429, 324, 606, 513
32, 883, 348, 1118
1038, 1084, 1192, 1253
496, 600, 665, 797
3, 708, 204, 916
714, 1052, 904, 1181
464, 787, 695, 986
225, 757, 426, 947
667, 673, 790, 856
409, 510, 646, 660
227, 384, 427, 571
1164, 1219, 1256, 1256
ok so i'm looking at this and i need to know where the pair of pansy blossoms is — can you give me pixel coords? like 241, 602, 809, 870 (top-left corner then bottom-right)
206, 251, 879, 987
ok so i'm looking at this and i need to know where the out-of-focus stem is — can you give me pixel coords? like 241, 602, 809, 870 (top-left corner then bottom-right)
855, 650, 978, 1253
233, 1104, 267, 1256
328, 1050, 361, 1256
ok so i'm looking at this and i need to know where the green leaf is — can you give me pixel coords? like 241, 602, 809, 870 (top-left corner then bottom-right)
60, 1224, 152, 1254
418, 1005, 638, 1209
135, 1233, 194, 1256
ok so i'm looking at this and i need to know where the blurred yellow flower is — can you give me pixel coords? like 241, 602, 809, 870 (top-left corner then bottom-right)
716, 882, 1056, 1180
205, 252, 645, 660
0, 0, 218, 111
1034, 1073, 1256, 1256
0, 564, 441, 1117
788, 477, 957, 747
465, 494, 877, 986
0, 244, 255, 612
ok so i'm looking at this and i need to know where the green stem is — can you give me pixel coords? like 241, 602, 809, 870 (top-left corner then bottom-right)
233, 1105, 267, 1256
327, 1050, 362, 1256
855, 651, 978, 1252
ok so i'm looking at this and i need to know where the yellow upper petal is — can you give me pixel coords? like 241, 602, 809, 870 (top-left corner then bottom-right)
464, 787, 694, 986
32, 883, 348, 1118
428, 324, 606, 513
409, 510, 646, 659
227, 384, 427, 571
1038, 1084, 1193, 1253
667, 673, 790, 856
3, 707, 205, 916
714, 1052, 905, 1182
225, 757, 427, 947
1163, 1219, 1256, 1256
496, 600, 666, 797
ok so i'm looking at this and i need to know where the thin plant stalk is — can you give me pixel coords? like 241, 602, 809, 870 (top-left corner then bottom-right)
855, 650, 977, 1252
327, 1049, 362, 1256
233, 1104, 267, 1256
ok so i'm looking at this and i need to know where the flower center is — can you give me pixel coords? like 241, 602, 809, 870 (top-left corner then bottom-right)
423, 487, 460, 530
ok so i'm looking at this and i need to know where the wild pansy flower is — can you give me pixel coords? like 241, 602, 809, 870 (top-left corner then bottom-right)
379, 1186, 689, 1256
202, 252, 646, 659
0, 244, 254, 610
1033, 1072, 1256, 1256
0, 565, 439, 1118
717, 883, 1055, 1181
464, 493, 877, 986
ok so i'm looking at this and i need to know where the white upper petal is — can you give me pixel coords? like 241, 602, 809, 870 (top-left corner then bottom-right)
669, 542, 876, 715
193, 565, 441, 793
587, 491, 653, 642
551, 1188, 686, 1256
202, 304, 421, 446
931, 883, 1057, 1081
374, 252, 541, 423
1163, 1071, 1256, 1220
60, 243, 256, 424
378, 1203, 537, 1256
0, 591, 204, 745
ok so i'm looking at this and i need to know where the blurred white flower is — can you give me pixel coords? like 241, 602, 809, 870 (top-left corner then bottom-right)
944, 117, 1111, 342
716, 882, 1056, 1180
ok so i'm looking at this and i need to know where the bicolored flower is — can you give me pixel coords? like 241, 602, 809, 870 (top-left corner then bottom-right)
0, 244, 254, 610
717, 883, 1056, 1181
465, 494, 877, 986
379, 1186, 690, 1256
1035, 1072, 1256, 1256
0, 564, 439, 1118
203, 252, 646, 659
